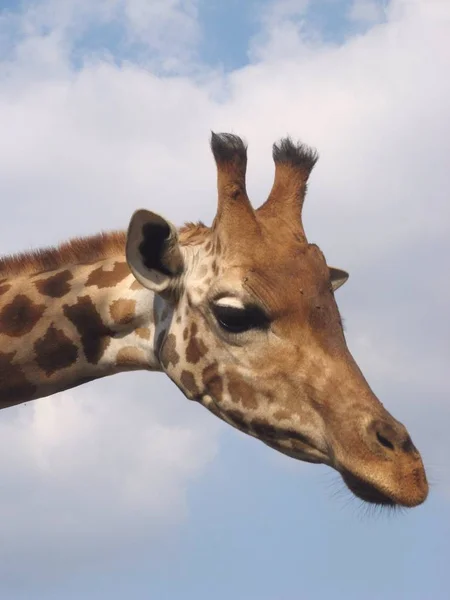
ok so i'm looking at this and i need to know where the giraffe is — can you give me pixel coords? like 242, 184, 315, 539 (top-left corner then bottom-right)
0, 133, 428, 508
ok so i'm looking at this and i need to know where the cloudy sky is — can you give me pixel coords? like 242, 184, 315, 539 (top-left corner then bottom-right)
0, 0, 449, 598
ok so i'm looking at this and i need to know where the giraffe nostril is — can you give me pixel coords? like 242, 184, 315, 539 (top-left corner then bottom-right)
376, 431, 395, 451
367, 419, 404, 454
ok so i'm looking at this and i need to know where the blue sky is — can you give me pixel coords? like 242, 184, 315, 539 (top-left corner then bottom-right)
0, 0, 449, 599
0, 0, 385, 71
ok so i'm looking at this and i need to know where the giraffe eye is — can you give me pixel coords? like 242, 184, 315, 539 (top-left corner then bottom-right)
212, 304, 268, 334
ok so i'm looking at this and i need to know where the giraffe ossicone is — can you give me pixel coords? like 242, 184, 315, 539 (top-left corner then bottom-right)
0, 132, 428, 509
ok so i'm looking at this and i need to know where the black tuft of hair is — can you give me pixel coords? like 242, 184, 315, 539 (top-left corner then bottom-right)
210, 132, 247, 163
273, 137, 319, 173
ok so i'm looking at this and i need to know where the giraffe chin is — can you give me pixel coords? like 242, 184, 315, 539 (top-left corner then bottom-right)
263, 441, 417, 507
340, 471, 397, 507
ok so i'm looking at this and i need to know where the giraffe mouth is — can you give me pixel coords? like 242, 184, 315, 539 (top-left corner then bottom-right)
340, 470, 396, 506
266, 441, 405, 507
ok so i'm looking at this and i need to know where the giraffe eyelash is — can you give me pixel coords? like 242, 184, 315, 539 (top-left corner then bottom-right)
214, 296, 246, 309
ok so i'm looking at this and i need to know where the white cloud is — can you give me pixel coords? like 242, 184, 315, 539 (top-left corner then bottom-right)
121, 0, 200, 70
0, 0, 449, 582
0, 0, 201, 74
248, 0, 315, 63
0, 375, 218, 581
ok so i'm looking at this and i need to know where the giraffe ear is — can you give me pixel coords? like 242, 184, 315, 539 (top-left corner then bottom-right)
126, 209, 184, 293
329, 267, 349, 291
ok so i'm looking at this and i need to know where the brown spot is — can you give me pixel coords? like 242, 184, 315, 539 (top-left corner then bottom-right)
228, 377, 258, 409
116, 346, 146, 368
186, 336, 208, 364
0, 294, 45, 337
205, 241, 212, 253
34, 269, 73, 298
180, 370, 200, 398
273, 409, 293, 421
215, 238, 222, 255
136, 327, 150, 340
0, 284, 11, 296
0, 278, 7, 285
34, 325, 78, 376
130, 279, 143, 290
202, 363, 223, 399
186, 322, 208, 364
63, 296, 114, 364
183, 326, 189, 341
86, 261, 130, 289
160, 333, 179, 368
110, 298, 136, 326
0, 351, 37, 405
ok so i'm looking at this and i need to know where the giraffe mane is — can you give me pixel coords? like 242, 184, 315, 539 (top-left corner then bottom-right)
0, 231, 127, 277
0, 222, 210, 278
178, 221, 210, 245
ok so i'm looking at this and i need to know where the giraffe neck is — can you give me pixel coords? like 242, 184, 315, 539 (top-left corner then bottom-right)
0, 255, 165, 409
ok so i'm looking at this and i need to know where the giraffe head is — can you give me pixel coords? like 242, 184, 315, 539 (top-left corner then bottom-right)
126, 133, 428, 508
